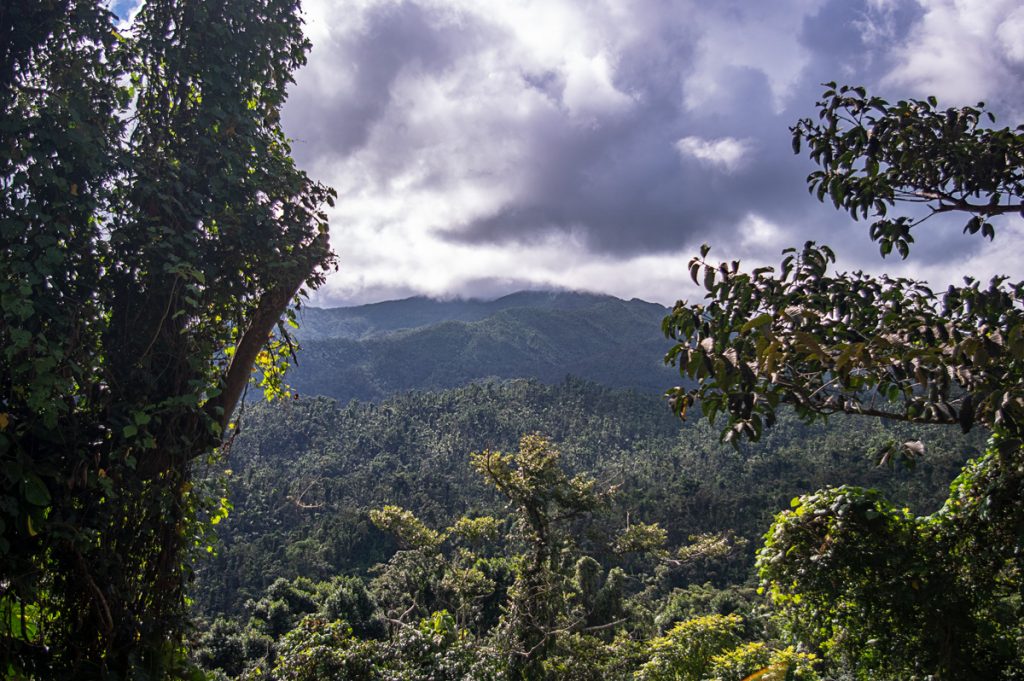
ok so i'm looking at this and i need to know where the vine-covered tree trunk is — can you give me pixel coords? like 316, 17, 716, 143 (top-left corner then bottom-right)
0, 0, 335, 676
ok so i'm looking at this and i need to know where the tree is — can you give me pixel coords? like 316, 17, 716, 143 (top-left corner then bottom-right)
662, 85, 1024, 678
793, 83, 1024, 258
634, 614, 743, 681
0, 0, 334, 677
664, 85, 1023, 448
472, 434, 608, 675
757, 471, 1023, 679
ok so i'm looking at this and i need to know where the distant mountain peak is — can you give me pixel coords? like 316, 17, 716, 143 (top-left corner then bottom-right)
285, 291, 675, 403
297, 290, 662, 341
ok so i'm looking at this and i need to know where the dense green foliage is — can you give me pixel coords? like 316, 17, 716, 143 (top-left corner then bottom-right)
285, 294, 674, 403
0, 1, 333, 676
792, 83, 1024, 257
188, 378, 980, 679
759, 455, 1024, 679
194, 379, 976, 619
665, 86, 1024, 679
190, 432, 811, 680
666, 87, 1024, 447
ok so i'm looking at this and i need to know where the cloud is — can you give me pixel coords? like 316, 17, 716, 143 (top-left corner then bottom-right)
675, 136, 752, 173
739, 214, 787, 249
563, 51, 635, 119
680, 0, 826, 113
882, 0, 1024, 112
280, 0, 1024, 307
997, 6, 1024, 64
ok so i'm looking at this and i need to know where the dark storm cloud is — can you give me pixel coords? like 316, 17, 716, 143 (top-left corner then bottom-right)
451, 67, 803, 254
284, 1, 497, 167
296, 0, 889, 258
439, 2, 857, 257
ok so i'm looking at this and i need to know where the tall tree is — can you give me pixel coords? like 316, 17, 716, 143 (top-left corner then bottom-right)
0, 0, 334, 676
662, 85, 1024, 678
472, 434, 606, 676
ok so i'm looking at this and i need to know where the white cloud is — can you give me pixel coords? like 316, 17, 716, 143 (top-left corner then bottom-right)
739, 213, 786, 249
563, 51, 634, 120
883, 0, 1024, 107
312, 222, 709, 306
997, 6, 1024, 64
675, 136, 752, 172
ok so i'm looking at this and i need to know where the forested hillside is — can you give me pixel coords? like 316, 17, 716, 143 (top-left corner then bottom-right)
195, 379, 979, 619
190, 378, 988, 679
283, 293, 675, 402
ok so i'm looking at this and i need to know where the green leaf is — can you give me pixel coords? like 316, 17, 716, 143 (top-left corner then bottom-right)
741, 314, 773, 333
22, 474, 51, 507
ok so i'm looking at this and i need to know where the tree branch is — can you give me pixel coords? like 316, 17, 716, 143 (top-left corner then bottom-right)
207, 233, 329, 434
933, 200, 1024, 215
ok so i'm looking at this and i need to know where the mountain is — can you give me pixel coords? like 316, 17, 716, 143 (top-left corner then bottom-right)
293, 290, 623, 341
285, 291, 677, 403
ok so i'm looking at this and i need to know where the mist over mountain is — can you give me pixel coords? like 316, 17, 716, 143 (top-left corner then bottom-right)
286, 291, 677, 403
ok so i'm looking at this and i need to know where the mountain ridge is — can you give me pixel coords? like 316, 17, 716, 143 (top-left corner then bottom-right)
295, 289, 661, 341
285, 290, 676, 403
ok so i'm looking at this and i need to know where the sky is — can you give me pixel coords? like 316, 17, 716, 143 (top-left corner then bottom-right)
114, 0, 1024, 307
